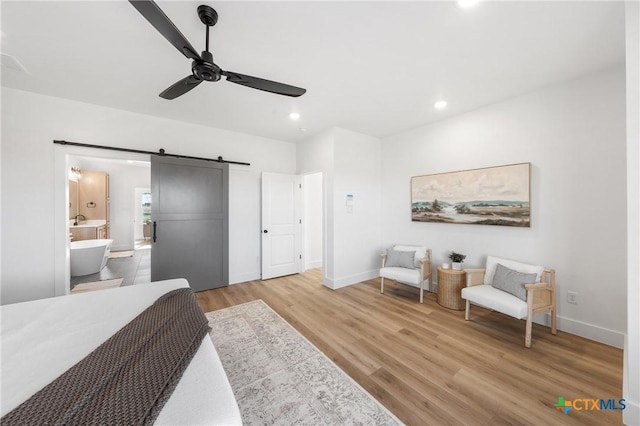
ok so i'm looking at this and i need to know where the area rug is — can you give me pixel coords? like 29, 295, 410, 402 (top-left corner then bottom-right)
108, 250, 134, 259
206, 300, 403, 425
70, 278, 123, 294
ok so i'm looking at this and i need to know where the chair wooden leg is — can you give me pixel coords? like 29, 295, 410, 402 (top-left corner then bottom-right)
525, 316, 532, 348
380, 277, 384, 294
551, 307, 557, 335
419, 283, 424, 304
465, 300, 471, 320
525, 292, 534, 348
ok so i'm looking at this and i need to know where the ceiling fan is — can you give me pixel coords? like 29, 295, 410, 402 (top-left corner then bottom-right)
129, 0, 306, 100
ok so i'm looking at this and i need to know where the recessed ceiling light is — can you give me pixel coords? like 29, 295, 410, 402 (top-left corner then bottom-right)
434, 100, 448, 110
289, 112, 300, 121
458, 0, 481, 8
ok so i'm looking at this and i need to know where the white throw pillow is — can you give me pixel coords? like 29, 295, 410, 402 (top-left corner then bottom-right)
483, 255, 544, 285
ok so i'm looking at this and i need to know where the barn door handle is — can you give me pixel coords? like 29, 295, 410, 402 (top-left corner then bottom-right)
153, 221, 157, 242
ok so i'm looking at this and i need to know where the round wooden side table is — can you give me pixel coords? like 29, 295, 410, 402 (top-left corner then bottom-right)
437, 267, 466, 310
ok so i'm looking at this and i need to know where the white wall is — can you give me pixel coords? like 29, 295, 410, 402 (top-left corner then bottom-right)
332, 128, 381, 288
74, 157, 151, 251
297, 127, 382, 289
624, 2, 640, 424
1, 88, 296, 304
303, 172, 323, 270
380, 67, 627, 348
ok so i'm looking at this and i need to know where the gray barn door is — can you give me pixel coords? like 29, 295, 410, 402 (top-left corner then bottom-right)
151, 156, 228, 291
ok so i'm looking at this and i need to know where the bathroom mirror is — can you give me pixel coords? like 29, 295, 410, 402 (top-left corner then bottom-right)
69, 180, 78, 220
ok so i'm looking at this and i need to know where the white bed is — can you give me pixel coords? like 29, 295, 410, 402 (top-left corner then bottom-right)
0, 279, 242, 425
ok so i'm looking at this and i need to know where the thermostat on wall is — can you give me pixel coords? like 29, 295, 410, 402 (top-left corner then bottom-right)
346, 194, 353, 213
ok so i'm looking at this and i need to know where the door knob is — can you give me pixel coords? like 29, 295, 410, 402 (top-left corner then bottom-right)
263, 229, 268, 233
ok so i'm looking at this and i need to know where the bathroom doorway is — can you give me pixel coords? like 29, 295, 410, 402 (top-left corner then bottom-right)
66, 155, 152, 290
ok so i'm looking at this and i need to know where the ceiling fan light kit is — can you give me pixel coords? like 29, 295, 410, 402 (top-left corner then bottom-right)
129, 0, 306, 100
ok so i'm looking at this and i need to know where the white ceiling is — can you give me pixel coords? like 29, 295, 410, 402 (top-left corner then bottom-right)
0, 1, 626, 143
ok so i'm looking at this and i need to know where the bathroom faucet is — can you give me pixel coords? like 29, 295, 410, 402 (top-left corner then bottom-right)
74, 214, 86, 226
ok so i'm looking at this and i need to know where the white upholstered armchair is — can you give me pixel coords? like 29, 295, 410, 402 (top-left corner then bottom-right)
380, 245, 432, 303
461, 256, 556, 348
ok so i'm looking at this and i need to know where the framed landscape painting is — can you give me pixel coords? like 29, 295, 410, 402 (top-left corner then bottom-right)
411, 162, 531, 227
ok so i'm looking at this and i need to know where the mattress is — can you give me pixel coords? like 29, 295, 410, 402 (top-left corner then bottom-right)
0, 279, 242, 425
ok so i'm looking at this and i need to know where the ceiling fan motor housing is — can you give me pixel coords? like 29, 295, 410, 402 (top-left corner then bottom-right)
192, 51, 220, 81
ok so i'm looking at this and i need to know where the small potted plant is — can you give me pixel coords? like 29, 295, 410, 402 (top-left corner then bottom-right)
449, 251, 466, 270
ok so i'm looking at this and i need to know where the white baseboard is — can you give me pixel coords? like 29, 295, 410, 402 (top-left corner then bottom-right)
324, 270, 378, 290
305, 260, 322, 270
555, 315, 624, 349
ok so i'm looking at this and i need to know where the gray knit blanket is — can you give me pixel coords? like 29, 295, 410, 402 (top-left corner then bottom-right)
1, 288, 210, 426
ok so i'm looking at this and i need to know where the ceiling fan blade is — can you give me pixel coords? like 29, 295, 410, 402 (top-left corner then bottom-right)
222, 71, 306, 97
159, 75, 203, 100
129, 0, 201, 60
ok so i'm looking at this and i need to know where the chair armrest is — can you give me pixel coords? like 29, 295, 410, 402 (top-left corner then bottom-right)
526, 278, 555, 312
465, 268, 485, 287
524, 282, 549, 291
381, 253, 387, 268
419, 257, 432, 278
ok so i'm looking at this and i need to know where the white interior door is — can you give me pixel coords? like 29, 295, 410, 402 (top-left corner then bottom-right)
261, 172, 302, 280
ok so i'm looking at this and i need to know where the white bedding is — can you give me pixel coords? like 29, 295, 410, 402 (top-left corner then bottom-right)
0, 279, 242, 425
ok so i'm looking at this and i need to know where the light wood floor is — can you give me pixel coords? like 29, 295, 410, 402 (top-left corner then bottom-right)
196, 269, 623, 425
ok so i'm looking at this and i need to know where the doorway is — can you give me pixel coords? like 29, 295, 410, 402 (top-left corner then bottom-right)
260, 171, 323, 281
303, 172, 323, 270
57, 147, 231, 295
261, 172, 304, 280
66, 155, 152, 290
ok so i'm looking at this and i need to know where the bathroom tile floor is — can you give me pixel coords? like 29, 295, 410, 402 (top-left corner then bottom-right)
70, 247, 151, 289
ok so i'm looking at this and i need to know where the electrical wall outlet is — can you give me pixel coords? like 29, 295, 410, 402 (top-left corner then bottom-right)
567, 291, 579, 305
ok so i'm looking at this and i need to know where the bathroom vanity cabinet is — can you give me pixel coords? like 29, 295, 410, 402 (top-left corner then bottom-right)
70, 223, 108, 241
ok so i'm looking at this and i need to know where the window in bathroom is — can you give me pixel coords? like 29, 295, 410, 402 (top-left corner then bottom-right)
141, 192, 151, 223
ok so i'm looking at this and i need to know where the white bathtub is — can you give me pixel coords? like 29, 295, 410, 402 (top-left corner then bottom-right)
70, 239, 113, 277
